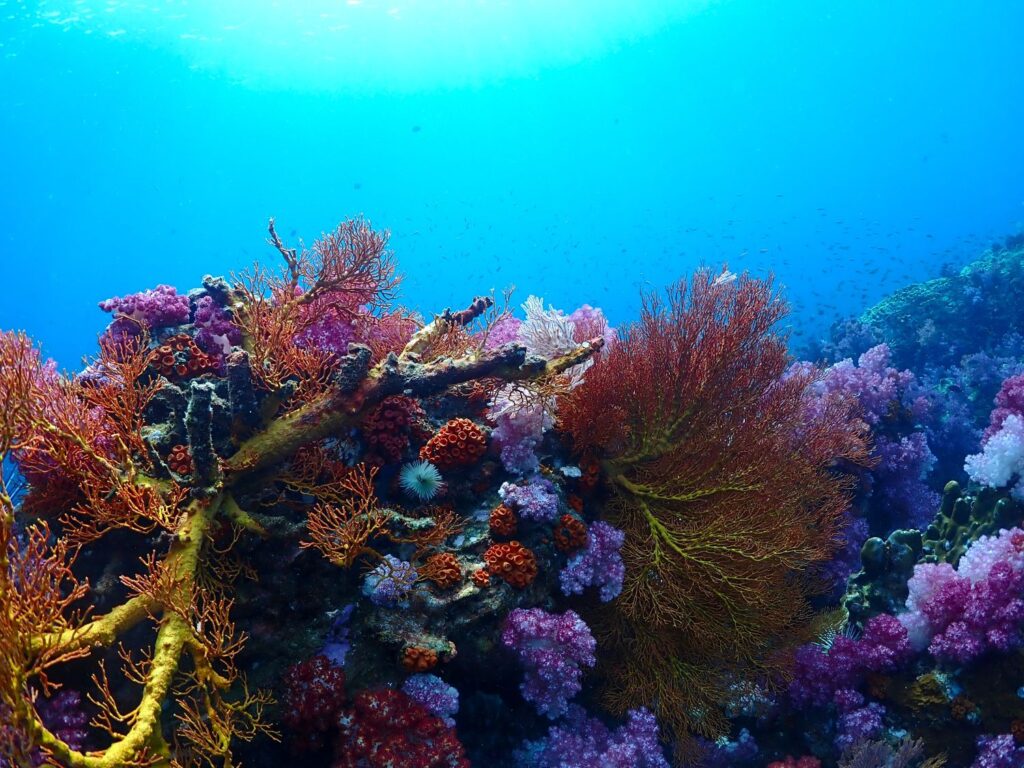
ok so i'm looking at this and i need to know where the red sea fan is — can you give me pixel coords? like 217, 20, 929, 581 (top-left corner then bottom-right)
558, 269, 871, 762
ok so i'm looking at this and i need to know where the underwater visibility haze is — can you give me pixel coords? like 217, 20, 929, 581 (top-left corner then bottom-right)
3, 1, 1024, 766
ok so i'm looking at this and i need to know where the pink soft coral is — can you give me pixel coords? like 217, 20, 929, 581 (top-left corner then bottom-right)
900, 528, 1024, 661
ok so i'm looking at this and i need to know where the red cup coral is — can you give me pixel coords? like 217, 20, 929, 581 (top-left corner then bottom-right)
153, 334, 218, 379
166, 444, 193, 476
483, 541, 538, 589
419, 418, 487, 471
552, 513, 588, 553
363, 395, 427, 465
402, 646, 439, 672
489, 503, 518, 538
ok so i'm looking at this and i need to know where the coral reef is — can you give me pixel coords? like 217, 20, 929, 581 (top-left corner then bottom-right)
9, 219, 1022, 768
0, 217, 606, 768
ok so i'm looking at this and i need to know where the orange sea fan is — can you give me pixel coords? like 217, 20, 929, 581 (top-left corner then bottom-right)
300, 463, 390, 569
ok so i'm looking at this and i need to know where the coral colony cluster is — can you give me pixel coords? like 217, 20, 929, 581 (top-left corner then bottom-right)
3, 219, 1024, 768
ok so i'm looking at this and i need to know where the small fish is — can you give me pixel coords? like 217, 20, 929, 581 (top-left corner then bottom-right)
713, 268, 738, 287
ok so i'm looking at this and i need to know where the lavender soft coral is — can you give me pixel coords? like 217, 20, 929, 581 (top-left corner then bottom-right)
833, 691, 885, 754
401, 674, 459, 727
483, 313, 523, 351
820, 344, 928, 428
516, 705, 669, 768
499, 477, 560, 523
559, 520, 625, 602
807, 343, 939, 532
501, 608, 596, 718
361, 555, 418, 606
491, 404, 546, 475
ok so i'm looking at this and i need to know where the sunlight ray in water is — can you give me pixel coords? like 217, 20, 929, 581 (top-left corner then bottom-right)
2, 0, 714, 89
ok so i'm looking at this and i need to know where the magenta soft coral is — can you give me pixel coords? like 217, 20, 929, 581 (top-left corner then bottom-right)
984, 372, 1024, 442
334, 688, 468, 768
788, 614, 912, 709
901, 527, 1024, 662
766, 757, 821, 768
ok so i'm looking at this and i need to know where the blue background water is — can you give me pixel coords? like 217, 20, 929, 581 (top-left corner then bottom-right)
1, 0, 1022, 370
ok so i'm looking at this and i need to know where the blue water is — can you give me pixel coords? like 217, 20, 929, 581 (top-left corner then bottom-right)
2, 0, 1023, 369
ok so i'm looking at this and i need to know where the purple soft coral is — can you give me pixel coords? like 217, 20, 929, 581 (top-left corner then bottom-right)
0, 691, 90, 767
516, 705, 669, 768
99, 284, 190, 329
502, 608, 596, 718
192, 295, 242, 357
499, 477, 560, 523
972, 734, 1024, 768
559, 520, 625, 602
789, 614, 912, 709
836, 705, 886, 755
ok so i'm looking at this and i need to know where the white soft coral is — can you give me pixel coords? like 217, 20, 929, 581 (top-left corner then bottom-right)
965, 413, 1024, 500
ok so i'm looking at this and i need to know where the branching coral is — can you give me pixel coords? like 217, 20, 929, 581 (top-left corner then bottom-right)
300, 464, 392, 569
0, 217, 605, 768
558, 269, 872, 762
232, 217, 400, 403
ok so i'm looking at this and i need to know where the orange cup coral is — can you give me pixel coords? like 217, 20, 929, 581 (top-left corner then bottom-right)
483, 541, 537, 589
419, 417, 487, 471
